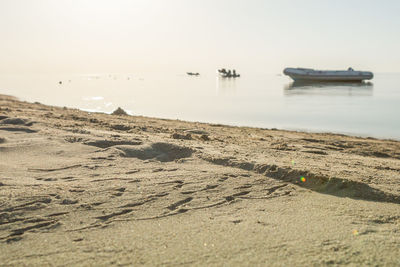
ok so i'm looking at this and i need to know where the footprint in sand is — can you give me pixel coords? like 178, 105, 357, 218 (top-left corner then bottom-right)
166, 197, 193, 211
112, 187, 126, 197
7, 221, 58, 240
234, 184, 252, 190
218, 177, 229, 182
125, 169, 140, 174
61, 199, 79, 205
35, 177, 58, 182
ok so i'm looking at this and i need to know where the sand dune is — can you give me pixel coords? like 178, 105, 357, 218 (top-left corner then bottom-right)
0, 94, 399, 266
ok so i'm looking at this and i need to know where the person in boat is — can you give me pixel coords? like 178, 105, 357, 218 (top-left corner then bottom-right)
348, 67, 354, 71
227, 70, 231, 77
233, 69, 236, 76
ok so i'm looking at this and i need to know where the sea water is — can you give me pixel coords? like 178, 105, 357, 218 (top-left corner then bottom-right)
0, 72, 399, 140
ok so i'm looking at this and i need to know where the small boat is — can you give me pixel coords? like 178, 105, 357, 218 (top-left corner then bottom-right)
218, 68, 240, 78
187, 72, 200, 76
283, 67, 373, 82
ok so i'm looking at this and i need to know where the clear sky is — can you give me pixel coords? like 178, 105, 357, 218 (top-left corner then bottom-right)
1, 0, 399, 74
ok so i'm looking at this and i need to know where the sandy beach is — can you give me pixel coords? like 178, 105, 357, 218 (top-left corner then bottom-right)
0, 94, 399, 266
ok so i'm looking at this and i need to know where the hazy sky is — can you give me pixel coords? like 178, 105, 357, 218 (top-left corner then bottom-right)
1, 0, 399, 74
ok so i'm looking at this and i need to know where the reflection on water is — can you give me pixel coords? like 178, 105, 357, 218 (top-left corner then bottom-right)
284, 81, 374, 96
216, 76, 237, 95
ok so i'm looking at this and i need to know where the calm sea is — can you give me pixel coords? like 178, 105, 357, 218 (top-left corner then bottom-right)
1, 72, 399, 140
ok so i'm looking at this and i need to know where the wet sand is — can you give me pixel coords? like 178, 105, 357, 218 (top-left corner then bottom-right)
0, 94, 399, 266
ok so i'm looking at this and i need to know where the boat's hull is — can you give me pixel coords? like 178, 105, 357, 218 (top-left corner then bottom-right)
283, 68, 373, 82
219, 74, 240, 78
287, 75, 365, 82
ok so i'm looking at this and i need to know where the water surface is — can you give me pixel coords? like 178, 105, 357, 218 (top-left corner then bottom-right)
0, 72, 399, 140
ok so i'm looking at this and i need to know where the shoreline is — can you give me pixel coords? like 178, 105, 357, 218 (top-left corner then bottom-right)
1, 94, 399, 265
11, 93, 400, 142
